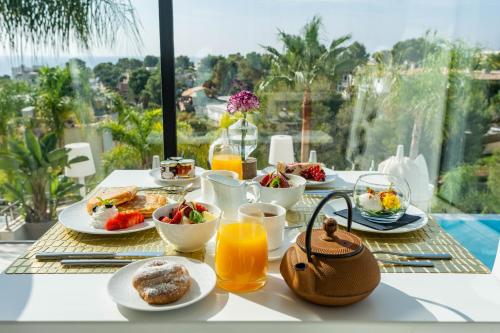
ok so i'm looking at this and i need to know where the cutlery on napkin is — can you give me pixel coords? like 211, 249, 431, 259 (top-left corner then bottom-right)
36, 251, 163, 261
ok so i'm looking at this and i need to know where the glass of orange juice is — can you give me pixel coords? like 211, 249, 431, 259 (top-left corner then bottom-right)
215, 216, 268, 292
211, 139, 243, 179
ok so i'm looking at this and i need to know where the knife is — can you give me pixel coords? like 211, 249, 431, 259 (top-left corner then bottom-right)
36, 251, 163, 261
373, 251, 452, 260
61, 259, 133, 267
377, 259, 435, 267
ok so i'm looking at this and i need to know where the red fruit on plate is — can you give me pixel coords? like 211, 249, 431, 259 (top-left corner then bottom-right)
104, 211, 145, 231
195, 203, 207, 213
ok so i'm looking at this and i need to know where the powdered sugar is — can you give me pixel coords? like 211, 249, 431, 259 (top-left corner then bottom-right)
133, 259, 191, 297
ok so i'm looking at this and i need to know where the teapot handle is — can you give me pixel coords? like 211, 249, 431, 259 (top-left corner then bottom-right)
304, 191, 353, 263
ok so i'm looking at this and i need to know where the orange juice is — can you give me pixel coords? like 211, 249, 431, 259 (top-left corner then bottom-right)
215, 222, 268, 292
211, 154, 243, 179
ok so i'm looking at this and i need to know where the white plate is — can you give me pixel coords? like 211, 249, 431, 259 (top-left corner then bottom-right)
107, 256, 216, 312
149, 167, 204, 186
262, 166, 336, 187
324, 198, 428, 234
58, 201, 156, 235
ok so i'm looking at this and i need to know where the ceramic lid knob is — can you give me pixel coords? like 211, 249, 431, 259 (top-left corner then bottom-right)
322, 217, 337, 240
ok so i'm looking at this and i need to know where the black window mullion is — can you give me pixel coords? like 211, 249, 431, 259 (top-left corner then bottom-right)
158, 0, 177, 158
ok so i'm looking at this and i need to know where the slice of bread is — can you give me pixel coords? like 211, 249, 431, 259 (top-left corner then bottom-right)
86, 186, 139, 214
116, 193, 168, 218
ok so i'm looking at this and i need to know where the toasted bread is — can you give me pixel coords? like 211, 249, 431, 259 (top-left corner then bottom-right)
117, 193, 167, 218
86, 186, 139, 214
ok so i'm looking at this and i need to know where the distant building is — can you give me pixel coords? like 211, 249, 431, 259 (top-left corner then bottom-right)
11, 65, 40, 84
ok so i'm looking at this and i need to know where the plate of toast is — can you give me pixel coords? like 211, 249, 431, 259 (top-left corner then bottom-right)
58, 186, 169, 234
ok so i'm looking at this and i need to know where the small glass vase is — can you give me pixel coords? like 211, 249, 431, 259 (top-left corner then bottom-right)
228, 118, 258, 160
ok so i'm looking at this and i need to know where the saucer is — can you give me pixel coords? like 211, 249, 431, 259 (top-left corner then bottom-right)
149, 167, 204, 186
268, 227, 300, 261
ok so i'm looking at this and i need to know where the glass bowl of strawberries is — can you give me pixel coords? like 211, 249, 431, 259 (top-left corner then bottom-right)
152, 200, 221, 252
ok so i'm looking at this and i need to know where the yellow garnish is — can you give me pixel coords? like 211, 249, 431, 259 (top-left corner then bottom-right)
202, 211, 217, 222
382, 193, 401, 210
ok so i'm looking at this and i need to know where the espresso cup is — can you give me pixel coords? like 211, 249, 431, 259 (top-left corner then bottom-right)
201, 170, 239, 204
238, 202, 286, 251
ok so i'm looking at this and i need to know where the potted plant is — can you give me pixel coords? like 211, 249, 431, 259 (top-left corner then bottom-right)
0, 129, 87, 238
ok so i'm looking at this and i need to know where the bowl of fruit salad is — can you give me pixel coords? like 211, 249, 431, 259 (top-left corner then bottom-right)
253, 165, 306, 209
353, 173, 410, 223
152, 200, 221, 252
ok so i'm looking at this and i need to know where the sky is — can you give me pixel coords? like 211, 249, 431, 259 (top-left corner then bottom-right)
0, 0, 499, 73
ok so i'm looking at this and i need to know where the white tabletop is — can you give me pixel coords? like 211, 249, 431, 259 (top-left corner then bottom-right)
1, 170, 500, 333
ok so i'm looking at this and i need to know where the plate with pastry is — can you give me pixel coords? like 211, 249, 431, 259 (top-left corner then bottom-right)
263, 162, 336, 187
107, 256, 216, 311
58, 186, 168, 234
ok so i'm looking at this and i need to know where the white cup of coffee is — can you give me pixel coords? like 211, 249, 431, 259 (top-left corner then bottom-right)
238, 202, 286, 251
201, 170, 239, 204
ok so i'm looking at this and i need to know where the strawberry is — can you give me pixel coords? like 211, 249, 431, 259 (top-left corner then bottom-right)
104, 211, 145, 231
160, 216, 172, 223
170, 210, 183, 224
195, 203, 207, 213
260, 174, 271, 186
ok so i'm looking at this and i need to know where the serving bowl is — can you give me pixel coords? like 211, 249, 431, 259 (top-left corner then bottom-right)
253, 174, 306, 209
353, 173, 410, 223
152, 202, 221, 252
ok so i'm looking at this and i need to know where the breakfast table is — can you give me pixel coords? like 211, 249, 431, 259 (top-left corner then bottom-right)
1, 169, 500, 333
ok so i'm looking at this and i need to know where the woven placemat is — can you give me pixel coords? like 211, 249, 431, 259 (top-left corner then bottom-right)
4, 194, 489, 274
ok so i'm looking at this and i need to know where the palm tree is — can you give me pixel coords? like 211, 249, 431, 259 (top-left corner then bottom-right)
260, 16, 356, 161
36, 67, 74, 146
0, 1, 139, 51
100, 107, 163, 168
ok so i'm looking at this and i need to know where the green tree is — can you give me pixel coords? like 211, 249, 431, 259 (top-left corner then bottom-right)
100, 107, 163, 168
36, 67, 74, 145
116, 58, 143, 73
0, 130, 86, 222
94, 62, 121, 90
144, 55, 159, 68
0, 79, 32, 145
129, 68, 151, 100
145, 67, 162, 106
260, 16, 355, 161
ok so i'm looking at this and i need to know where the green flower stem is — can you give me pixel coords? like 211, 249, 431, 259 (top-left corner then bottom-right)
241, 113, 247, 161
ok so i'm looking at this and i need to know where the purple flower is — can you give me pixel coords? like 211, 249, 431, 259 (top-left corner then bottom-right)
227, 90, 260, 114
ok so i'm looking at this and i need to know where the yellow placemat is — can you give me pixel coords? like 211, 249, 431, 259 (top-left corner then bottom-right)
5, 195, 489, 274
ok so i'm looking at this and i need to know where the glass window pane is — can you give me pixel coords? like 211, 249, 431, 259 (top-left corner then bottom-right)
173, 0, 499, 214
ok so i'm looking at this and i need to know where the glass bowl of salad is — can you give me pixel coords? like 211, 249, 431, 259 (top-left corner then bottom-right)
152, 200, 221, 252
353, 173, 410, 223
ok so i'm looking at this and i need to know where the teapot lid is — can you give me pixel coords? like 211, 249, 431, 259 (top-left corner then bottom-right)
297, 217, 363, 258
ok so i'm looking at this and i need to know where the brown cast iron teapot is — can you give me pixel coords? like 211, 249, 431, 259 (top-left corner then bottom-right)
280, 191, 380, 306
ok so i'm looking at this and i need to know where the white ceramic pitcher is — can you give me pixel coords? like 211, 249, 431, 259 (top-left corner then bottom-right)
207, 174, 260, 219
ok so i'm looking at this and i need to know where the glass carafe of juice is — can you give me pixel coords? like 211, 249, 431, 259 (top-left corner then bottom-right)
215, 216, 268, 292
211, 131, 243, 179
